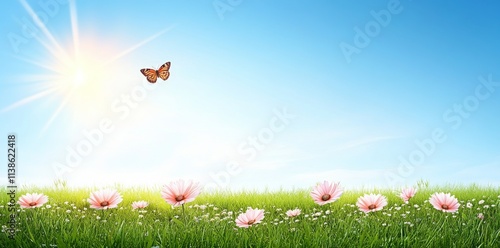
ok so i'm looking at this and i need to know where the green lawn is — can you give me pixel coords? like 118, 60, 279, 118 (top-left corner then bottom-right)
1, 184, 499, 247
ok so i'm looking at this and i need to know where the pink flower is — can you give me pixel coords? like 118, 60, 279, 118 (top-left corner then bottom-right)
235, 208, 265, 228
132, 201, 149, 210
286, 209, 301, 217
87, 189, 123, 210
399, 187, 417, 203
357, 194, 388, 213
18, 193, 48, 208
429, 192, 460, 213
161, 179, 202, 207
310, 181, 343, 205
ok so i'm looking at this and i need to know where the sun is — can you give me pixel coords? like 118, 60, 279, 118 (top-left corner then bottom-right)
73, 68, 84, 85
32, 36, 120, 129
56, 50, 102, 92
59, 57, 89, 89
52, 40, 113, 101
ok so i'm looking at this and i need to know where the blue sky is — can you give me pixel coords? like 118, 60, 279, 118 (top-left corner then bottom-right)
1, 0, 499, 191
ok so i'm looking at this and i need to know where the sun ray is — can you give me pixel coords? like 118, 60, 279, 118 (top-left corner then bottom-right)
10, 17, 68, 67
103, 24, 177, 66
12, 55, 62, 74
1, 88, 58, 113
15, 74, 61, 84
18, 0, 72, 65
69, 0, 80, 60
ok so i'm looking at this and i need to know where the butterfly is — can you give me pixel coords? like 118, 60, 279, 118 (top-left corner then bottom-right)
140, 61, 171, 83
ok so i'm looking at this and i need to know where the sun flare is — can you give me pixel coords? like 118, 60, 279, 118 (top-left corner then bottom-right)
57, 54, 100, 91
53, 44, 112, 99
41, 38, 119, 128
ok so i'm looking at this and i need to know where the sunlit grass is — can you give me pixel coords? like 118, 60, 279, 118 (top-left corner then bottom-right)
1, 183, 499, 247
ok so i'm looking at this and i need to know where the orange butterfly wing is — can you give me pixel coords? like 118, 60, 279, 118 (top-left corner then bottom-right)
140, 68, 158, 83
157, 61, 171, 81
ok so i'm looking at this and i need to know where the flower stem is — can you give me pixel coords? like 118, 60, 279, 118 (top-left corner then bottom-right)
182, 204, 186, 224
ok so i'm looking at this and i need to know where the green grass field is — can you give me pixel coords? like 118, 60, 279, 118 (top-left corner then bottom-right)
1, 183, 499, 247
